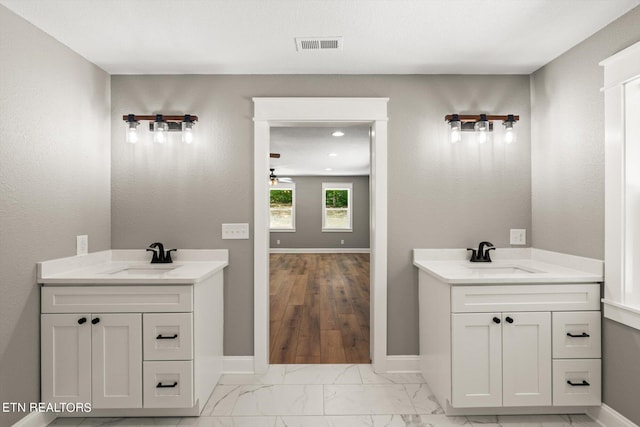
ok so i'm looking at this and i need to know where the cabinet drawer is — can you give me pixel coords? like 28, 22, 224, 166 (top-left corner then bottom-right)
42, 286, 193, 313
552, 312, 601, 359
143, 313, 193, 361
552, 359, 601, 406
143, 361, 193, 408
451, 284, 600, 313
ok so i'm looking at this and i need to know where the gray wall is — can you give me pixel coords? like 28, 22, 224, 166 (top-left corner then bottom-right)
0, 6, 111, 427
111, 74, 531, 356
530, 5, 640, 424
270, 176, 370, 249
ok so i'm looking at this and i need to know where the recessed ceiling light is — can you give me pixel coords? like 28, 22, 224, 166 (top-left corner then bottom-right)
332, 131, 344, 137
325, 168, 333, 171
328, 152, 338, 157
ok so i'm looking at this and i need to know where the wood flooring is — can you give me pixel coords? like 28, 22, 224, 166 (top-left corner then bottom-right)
269, 253, 370, 364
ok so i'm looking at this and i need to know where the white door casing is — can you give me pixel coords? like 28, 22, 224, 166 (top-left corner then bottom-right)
253, 97, 388, 373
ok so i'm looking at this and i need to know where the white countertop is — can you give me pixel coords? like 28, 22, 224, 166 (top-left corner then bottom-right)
413, 248, 603, 285
38, 249, 229, 285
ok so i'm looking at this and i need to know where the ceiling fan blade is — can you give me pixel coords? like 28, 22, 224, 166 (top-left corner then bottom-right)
270, 153, 281, 158
279, 177, 294, 183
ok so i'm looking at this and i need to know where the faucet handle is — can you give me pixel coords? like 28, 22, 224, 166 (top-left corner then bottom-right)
466, 248, 479, 262
483, 247, 496, 262
165, 249, 177, 263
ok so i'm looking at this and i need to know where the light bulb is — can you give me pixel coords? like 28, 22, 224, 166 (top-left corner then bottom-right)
476, 131, 488, 144
125, 114, 139, 144
153, 115, 168, 144
475, 114, 490, 144
449, 122, 462, 144
503, 116, 516, 144
182, 121, 194, 144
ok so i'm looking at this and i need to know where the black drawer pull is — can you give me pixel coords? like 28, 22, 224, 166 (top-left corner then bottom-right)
78, 317, 87, 325
567, 380, 590, 387
156, 381, 178, 388
156, 334, 178, 340
492, 317, 501, 324
505, 316, 514, 324
566, 332, 590, 338
91, 317, 100, 325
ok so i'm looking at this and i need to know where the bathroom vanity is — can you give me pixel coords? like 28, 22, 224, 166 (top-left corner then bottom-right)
414, 248, 603, 416
38, 249, 228, 417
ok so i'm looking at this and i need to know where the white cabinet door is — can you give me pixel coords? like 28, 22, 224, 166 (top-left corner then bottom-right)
91, 313, 142, 409
452, 313, 502, 408
502, 311, 552, 407
41, 314, 91, 404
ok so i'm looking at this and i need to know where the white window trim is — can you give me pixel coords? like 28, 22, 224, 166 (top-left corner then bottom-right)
601, 39, 640, 331
269, 182, 296, 232
322, 182, 353, 232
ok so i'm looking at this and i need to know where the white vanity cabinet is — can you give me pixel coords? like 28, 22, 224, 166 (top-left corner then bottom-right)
40, 269, 224, 417
418, 267, 602, 416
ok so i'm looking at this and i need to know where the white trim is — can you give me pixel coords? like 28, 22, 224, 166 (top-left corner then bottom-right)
222, 356, 256, 374
602, 299, 640, 331
385, 355, 421, 373
254, 97, 389, 374
588, 403, 639, 427
269, 248, 371, 254
11, 411, 56, 427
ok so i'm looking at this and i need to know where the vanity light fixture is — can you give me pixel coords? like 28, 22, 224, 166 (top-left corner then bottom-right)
121, 114, 199, 144
445, 113, 519, 145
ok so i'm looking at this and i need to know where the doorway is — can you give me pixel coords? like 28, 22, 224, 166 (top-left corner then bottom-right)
253, 97, 389, 373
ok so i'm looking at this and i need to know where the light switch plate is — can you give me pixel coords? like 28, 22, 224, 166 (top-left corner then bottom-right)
76, 235, 88, 255
510, 229, 526, 245
222, 223, 250, 239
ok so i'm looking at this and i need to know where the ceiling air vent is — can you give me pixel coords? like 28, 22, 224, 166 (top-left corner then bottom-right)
295, 37, 343, 52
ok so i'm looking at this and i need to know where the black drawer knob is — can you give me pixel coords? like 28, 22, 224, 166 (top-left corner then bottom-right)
156, 381, 178, 388
566, 332, 590, 338
156, 334, 178, 340
493, 317, 501, 324
91, 317, 100, 325
505, 316, 514, 324
77, 317, 87, 325
567, 380, 590, 387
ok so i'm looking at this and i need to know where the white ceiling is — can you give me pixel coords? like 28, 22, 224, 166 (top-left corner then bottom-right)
1, 0, 638, 75
270, 125, 370, 176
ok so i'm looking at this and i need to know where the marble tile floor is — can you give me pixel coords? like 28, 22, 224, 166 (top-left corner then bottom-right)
49, 364, 600, 427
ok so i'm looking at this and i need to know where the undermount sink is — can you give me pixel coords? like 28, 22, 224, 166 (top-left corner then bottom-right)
466, 265, 541, 275
104, 266, 180, 276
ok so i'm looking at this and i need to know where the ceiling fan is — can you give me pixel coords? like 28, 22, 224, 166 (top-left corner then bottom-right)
269, 168, 293, 185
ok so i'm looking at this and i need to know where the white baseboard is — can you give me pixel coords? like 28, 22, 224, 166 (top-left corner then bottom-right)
385, 355, 421, 373
11, 411, 57, 427
588, 404, 639, 427
223, 356, 255, 374
269, 248, 370, 254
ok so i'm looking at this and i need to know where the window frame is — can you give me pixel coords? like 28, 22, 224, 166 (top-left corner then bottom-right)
269, 182, 296, 232
321, 182, 353, 232
602, 39, 640, 331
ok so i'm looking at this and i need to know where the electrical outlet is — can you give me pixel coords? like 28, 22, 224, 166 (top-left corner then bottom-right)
276, 240, 280, 245
510, 229, 526, 245
340, 240, 345, 245
222, 223, 250, 239
76, 235, 88, 255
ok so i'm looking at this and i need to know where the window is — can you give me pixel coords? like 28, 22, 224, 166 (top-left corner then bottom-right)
270, 183, 295, 231
322, 182, 352, 232
602, 40, 640, 330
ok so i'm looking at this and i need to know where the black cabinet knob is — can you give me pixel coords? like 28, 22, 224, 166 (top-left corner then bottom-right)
493, 317, 501, 324
77, 317, 87, 325
91, 317, 100, 325
506, 316, 514, 324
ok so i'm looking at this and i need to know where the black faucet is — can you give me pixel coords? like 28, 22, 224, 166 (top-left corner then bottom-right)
146, 242, 177, 264
467, 241, 495, 262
